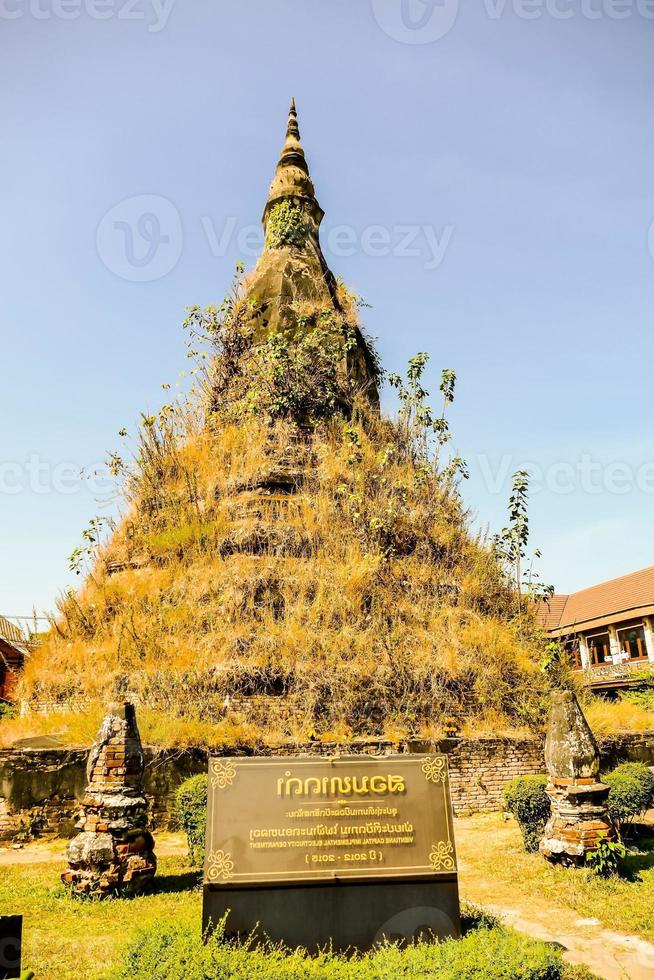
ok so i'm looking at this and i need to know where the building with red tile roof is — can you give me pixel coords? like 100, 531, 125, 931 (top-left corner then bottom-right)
538, 566, 654, 690
0, 615, 28, 702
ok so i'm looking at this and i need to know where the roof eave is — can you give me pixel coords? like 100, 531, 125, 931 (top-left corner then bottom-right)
549, 603, 654, 637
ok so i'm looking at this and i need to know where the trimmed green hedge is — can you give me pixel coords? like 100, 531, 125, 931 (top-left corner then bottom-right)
605, 763, 654, 830
115, 918, 592, 980
175, 774, 208, 866
504, 776, 550, 853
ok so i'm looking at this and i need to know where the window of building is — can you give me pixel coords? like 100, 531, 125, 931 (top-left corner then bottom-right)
616, 623, 648, 662
562, 637, 582, 670
587, 631, 611, 666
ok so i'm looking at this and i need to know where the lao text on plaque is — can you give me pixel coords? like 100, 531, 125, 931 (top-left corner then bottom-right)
202, 755, 460, 950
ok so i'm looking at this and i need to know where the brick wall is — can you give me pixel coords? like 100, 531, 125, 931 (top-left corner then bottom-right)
439, 738, 546, 814
599, 733, 654, 769
1, 734, 652, 840
0, 748, 87, 840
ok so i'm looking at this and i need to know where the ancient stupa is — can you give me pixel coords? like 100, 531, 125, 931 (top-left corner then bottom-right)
62, 702, 156, 897
540, 691, 615, 866
19, 101, 547, 748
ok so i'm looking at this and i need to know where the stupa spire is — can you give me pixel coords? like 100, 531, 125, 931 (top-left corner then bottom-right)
262, 98, 323, 232
287, 97, 299, 138
241, 99, 379, 408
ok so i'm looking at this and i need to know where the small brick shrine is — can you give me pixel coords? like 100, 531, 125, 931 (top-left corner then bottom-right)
540, 690, 616, 865
62, 701, 156, 897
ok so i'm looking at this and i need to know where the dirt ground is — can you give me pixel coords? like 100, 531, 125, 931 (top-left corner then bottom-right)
454, 816, 654, 980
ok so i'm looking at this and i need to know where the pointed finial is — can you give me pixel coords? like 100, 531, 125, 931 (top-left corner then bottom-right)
262, 98, 323, 230
286, 97, 300, 141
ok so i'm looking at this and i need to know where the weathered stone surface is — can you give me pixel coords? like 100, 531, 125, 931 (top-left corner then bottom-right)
62, 702, 156, 897
85, 701, 144, 793
66, 830, 114, 865
540, 691, 616, 866
544, 690, 599, 780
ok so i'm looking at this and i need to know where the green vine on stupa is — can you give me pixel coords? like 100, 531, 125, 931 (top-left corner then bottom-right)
265, 201, 310, 250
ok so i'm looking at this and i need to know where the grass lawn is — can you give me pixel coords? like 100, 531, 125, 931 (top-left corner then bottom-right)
3, 817, 653, 978
0, 854, 201, 980
456, 813, 654, 942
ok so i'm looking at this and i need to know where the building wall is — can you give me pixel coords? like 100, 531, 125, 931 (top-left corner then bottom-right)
572, 618, 654, 670
0, 636, 25, 702
0, 667, 19, 702
1, 734, 652, 841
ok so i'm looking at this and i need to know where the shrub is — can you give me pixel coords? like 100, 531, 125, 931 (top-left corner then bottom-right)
460, 902, 502, 933
174, 774, 208, 866
0, 701, 17, 721
117, 919, 570, 979
504, 775, 550, 853
585, 838, 626, 878
604, 762, 654, 830
618, 668, 654, 712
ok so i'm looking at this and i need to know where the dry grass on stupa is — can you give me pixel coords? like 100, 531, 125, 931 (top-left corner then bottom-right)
6, 96, 649, 750
10, 370, 561, 750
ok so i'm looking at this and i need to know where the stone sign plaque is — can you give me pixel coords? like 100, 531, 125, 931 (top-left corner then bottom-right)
202, 755, 460, 950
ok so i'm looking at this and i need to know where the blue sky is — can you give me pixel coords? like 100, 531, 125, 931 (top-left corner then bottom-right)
2, 0, 654, 625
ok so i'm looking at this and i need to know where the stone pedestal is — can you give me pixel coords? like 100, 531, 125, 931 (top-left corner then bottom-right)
540, 691, 615, 866
62, 702, 156, 897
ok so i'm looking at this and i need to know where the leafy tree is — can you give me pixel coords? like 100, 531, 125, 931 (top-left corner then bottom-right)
494, 470, 553, 631
68, 516, 111, 576
388, 355, 467, 482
